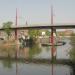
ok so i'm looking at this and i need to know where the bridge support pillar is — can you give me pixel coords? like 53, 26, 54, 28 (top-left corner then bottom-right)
15, 29, 17, 40
50, 27, 57, 61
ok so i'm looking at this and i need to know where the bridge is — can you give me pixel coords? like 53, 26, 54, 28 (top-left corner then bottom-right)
0, 24, 75, 30
0, 24, 75, 60
0, 7, 75, 61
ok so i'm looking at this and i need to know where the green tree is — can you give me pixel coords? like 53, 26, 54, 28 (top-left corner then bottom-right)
29, 29, 40, 38
70, 33, 75, 62
45, 30, 51, 36
3, 21, 13, 39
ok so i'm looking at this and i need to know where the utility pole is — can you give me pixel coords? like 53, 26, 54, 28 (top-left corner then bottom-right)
50, 5, 57, 60
51, 5, 53, 25
15, 8, 18, 40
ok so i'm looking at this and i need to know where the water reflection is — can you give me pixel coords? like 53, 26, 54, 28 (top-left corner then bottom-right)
2, 57, 13, 69
1, 57, 73, 75
51, 45, 57, 61
0, 38, 71, 59
17, 43, 42, 59
16, 58, 19, 75
0, 59, 73, 75
33, 38, 70, 59
29, 44, 41, 58
0, 38, 73, 75
50, 44, 56, 75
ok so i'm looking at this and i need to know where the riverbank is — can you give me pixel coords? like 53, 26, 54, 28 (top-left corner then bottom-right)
0, 56, 73, 65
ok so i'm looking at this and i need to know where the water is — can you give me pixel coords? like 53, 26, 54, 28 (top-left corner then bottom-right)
0, 38, 73, 75
0, 60, 72, 75
0, 38, 71, 59
25, 38, 71, 59
33, 38, 71, 59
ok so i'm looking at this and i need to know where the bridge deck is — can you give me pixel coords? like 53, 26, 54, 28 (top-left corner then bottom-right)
0, 25, 75, 30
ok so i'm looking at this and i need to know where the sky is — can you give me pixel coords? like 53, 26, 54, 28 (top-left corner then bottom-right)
0, 0, 75, 26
